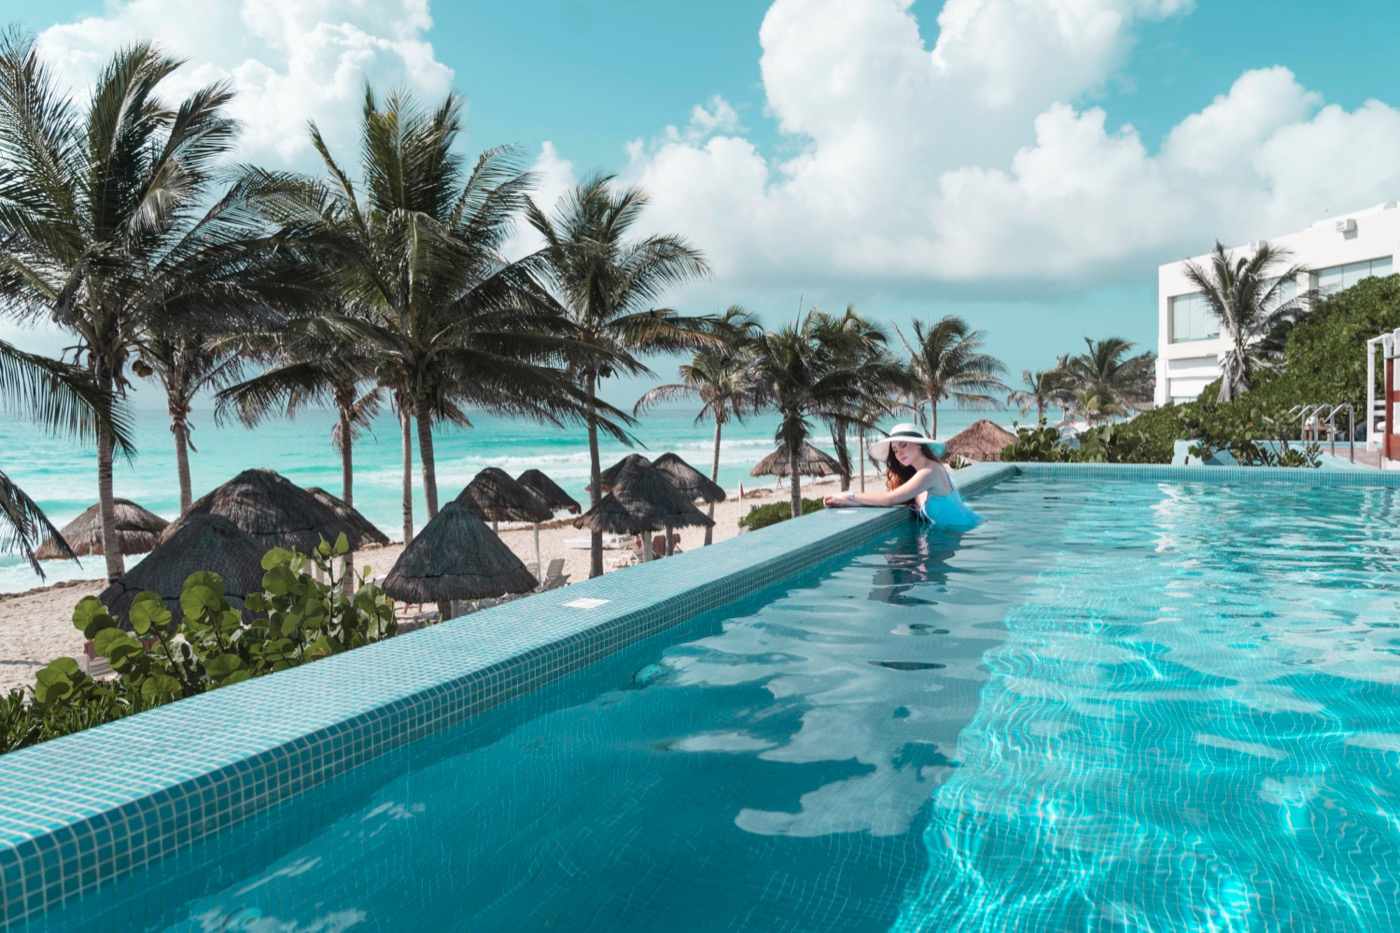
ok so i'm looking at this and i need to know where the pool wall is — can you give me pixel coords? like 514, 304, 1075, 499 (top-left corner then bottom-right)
0, 462, 1015, 926
7, 459, 1399, 925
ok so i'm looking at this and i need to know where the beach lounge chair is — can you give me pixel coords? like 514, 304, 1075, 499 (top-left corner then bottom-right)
536, 558, 570, 591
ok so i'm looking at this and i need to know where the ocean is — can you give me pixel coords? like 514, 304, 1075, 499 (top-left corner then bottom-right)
0, 405, 1034, 594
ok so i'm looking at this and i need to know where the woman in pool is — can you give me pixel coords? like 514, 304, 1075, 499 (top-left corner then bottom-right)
823, 423, 982, 530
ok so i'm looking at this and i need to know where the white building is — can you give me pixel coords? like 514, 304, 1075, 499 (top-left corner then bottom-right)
1156, 202, 1400, 406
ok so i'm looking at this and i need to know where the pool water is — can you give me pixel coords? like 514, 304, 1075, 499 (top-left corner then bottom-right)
37, 477, 1400, 931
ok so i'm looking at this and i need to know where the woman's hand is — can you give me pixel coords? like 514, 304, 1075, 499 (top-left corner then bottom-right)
824, 492, 856, 508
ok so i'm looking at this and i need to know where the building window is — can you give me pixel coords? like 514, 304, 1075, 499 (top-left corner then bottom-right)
1169, 293, 1219, 343
1315, 256, 1394, 295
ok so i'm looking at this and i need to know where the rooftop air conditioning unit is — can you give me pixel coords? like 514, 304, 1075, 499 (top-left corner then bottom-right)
1336, 218, 1358, 235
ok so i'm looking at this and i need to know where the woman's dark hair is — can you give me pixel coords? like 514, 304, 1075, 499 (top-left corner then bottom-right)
884, 443, 941, 489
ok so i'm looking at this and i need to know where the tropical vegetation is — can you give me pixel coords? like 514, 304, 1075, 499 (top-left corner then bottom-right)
1, 338, 132, 576
0, 35, 307, 580
1183, 240, 1309, 402
634, 306, 762, 544
749, 310, 885, 518
897, 315, 1007, 437
4, 536, 396, 754
527, 174, 714, 576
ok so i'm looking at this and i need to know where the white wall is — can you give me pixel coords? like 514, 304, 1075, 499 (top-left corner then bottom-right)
1155, 201, 1400, 405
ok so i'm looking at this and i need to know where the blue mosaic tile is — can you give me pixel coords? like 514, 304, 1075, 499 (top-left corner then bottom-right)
0, 494, 913, 926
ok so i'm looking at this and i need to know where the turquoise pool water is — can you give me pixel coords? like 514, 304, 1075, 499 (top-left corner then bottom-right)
35, 476, 1400, 930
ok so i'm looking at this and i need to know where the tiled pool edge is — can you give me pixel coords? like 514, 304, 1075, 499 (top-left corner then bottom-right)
0, 469, 1029, 928
1006, 461, 1400, 485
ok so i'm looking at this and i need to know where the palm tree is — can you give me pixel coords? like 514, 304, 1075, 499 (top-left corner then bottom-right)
634, 306, 762, 545
1, 338, 133, 576
1007, 369, 1067, 424
527, 175, 713, 578
1182, 241, 1308, 402
214, 317, 382, 510
250, 90, 630, 545
134, 335, 245, 514
805, 306, 902, 491
0, 36, 304, 580
751, 312, 878, 519
897, 316, 1007, 438
1057, 337, 1155, 423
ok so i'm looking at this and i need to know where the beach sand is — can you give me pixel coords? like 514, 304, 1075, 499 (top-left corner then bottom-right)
0, 477, 845, 695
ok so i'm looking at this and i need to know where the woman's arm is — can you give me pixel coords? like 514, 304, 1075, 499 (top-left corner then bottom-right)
824, 468, 935, 508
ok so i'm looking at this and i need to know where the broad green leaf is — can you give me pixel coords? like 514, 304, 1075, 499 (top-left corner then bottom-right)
333, 533, 349, 556
128, 593, 169, 635
205, 653, 243, 678
260, 547, 292, 571
72, 596, 105, 633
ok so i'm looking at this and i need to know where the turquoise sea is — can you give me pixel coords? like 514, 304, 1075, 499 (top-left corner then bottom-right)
0, 405, 1029, 594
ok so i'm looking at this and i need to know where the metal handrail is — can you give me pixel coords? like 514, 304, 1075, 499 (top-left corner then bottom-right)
1324, 403, 1356, 462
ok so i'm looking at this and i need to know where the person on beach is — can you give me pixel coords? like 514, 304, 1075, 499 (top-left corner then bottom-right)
823, 423, 982, 530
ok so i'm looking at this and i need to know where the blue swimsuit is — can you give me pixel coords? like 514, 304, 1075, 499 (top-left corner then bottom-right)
915, 467, 982, 530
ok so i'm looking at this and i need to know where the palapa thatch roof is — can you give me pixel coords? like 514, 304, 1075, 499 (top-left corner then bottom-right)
597, 453, 651, 490
574, 459, 713, 534
168, 469, 369, 553
944, 419, 1017, 462
36, 499, 168, 560
516, 469, 581, 514
750, 442, 843, 478
651, 452, 726, 503
100, 514, 265, 622
382, 501, 537, 603
456, 467, 552, 523
308, 487, 390, 546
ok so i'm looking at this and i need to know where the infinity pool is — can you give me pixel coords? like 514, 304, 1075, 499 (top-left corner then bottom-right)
37, 476, 1400, 930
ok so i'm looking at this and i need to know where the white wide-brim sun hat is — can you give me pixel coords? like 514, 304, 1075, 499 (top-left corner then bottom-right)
868, 423, 946, 461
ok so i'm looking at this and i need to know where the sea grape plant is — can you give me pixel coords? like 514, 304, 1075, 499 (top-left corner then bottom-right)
24, 535, 397, 737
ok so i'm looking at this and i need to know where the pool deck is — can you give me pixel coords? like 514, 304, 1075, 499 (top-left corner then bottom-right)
4, 459, 1398, 925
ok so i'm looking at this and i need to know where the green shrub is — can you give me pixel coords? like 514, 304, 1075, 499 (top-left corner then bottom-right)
4, 535, 397, 755
738, 497, 824, 531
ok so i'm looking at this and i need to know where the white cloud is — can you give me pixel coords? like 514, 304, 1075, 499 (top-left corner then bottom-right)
36, 0, 454, 168
502, 141, 579, 261
604, 0, 1400, 295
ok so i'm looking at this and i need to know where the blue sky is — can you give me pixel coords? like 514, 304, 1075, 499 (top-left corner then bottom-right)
6, 0, 1400, 406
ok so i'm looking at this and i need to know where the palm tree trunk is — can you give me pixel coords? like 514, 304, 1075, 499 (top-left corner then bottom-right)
928, 398, 939, 439
416, 408, 439, 519
338, 407, 354, 507
788, 434, 802, 520
171, 412, 193, 516
399, 405, 414, 545
858, 426, 866, 491
338, 404, 355, 594
95, 360, 123, 581
834, 421, 850, 491
585, 371, 603, 579
706, 419, 722, 546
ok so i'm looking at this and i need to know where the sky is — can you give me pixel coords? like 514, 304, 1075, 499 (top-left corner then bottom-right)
5, 0, 1400, 408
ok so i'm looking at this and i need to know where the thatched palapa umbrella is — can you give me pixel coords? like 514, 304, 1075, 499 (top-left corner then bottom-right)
750, 442, 843, 479
651, 453, 726, 503
944, 419, 1017, 462
652, 452, 726, 548
576, 459, 712, 560
168, 469, 368, 553
36, 499, 168, 560
382, 500, 537, 618
457, 467, 553, 577
308, 487, 390, 546
595, 453, 650, 492
100, 514, 264, 622
516, 469, 581, 514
